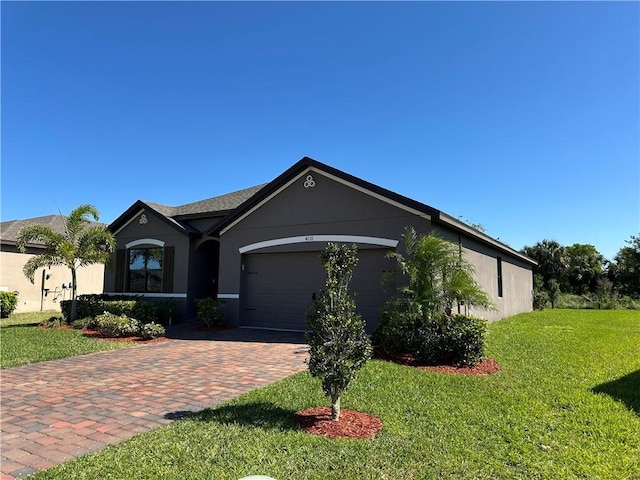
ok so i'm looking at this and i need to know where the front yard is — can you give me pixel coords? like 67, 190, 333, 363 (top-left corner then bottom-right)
20, 309, 640, 479
1, 311, 135, 368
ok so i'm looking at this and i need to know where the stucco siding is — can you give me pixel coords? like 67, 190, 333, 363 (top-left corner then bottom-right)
104, 209, 191, 305
0, 251, 104, 313
218, 170, 435, 326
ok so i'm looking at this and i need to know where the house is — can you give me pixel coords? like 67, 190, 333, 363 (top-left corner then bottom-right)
0, 215, 106, 313
104, 157, 536, 330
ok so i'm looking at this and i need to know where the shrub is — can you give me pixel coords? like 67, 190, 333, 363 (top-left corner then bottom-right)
375, 310, 487, 367
140, 322, 166, 340
156, 298, 178, 324
374, 298, 423, 354
434, 314, 487, 366
533, 289, 549, 310
61, 295, 157, 323
72, 317, 99, 330
195, 298, 226, 327
95, 313, 141, 337
0, 291, 19, 318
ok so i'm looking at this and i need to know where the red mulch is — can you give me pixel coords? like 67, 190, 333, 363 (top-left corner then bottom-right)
295, 407, 383, 439
38, 325, 168, 344
81, 329, 169, 343
372, 345, 501, 376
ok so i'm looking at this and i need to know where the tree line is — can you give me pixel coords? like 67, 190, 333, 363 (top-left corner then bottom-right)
520, 234, 640, 309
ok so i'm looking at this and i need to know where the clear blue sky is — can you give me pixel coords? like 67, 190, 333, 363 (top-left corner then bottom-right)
2, 1, 638, 261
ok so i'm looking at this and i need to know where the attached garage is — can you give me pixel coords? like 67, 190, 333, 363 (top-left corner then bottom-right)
240, 248, 395, 331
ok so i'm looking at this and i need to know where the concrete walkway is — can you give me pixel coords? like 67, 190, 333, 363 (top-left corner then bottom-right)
0, 325, 308, 479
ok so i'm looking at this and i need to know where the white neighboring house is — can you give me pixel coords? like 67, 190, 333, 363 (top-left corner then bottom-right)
0, 215, 106, 313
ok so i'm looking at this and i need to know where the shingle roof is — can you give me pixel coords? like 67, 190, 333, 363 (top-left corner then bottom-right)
0, 215, 106, 247
143, 184, 267, 219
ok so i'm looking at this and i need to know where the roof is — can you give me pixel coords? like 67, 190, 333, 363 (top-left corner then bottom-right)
108, 184, 268, 235
0, 215, 106, 248
145, 184, 268, 219
108, 156, 535, 266
207, 157, 537, 266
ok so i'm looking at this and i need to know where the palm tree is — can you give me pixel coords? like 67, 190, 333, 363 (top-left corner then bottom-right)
16, 204, 116, 321
388, 226, 495, 319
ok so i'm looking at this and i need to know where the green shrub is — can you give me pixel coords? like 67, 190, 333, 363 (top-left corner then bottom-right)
156, 298, 178, 324
375, 310, 487, 367
374, 298, 422, 354
95, 313, 141, 337
435, 314, 487, 366
195, 298, 226, 327
72, 317, 99, 330
140, 322, 166, 339
61, 295, 157, 323
533, 289, 549, 310
0, 291, 18, 318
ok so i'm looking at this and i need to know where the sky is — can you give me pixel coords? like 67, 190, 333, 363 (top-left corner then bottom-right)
1, 1, 638, 261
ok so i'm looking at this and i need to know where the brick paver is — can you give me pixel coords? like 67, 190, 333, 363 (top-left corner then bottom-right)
0, 326, 308, 479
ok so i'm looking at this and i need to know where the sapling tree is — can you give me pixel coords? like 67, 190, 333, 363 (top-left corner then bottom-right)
306, 243, 372, 421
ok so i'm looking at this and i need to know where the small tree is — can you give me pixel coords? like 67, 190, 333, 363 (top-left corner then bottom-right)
16, 205, 116, 321
306, 243, 371, 421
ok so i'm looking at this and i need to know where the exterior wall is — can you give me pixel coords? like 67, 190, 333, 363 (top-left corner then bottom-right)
218, 168, 533, 327
217, 169, 433, 326
0, 250, 104, 314
104, 209, 192, 320
458, 237, 533, 322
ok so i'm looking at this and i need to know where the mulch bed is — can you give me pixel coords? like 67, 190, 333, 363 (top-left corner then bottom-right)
38, 324, 168, 344
81, 329, 168, 343
372, 345, 501, 376
295, 407, 383, 439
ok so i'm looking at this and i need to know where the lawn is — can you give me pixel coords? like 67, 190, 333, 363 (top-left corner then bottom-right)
1, 311, 135, 368
24, 310, 640, 479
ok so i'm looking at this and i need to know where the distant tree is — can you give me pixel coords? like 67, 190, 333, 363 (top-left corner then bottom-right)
609, 235, 640, 298
565, 244, 605, 294
521, 240, 569, 290
16, 205, 116, 321
548, 278, 561, 309
306, 243, 371, 421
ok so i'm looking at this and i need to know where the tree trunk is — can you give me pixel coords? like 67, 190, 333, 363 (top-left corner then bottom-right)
331, 393, 341, 421
70, 267, 78, 321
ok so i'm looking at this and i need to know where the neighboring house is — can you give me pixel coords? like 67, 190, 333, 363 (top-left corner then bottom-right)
105, 157, 536, 330
0, 215, 106, 313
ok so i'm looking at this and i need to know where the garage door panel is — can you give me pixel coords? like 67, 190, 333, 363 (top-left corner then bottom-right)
241, 249, 394, 331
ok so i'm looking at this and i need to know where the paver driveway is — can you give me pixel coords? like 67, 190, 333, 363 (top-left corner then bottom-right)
0, 325, 308, 479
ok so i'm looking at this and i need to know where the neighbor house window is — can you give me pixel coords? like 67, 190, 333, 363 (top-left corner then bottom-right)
128, 247, 163, 293
497, 257, 503, 298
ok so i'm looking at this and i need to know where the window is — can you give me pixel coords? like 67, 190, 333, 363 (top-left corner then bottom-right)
497, 257, 503, 298
128, 247, 163, 293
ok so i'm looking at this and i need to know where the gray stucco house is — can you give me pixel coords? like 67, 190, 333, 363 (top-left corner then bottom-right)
105, 157, 535, 330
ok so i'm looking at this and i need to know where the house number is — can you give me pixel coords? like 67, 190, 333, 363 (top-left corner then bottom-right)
305, 236, 314, 241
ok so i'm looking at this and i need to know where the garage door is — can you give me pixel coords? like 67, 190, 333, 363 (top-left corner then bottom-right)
241, 249, 395, 331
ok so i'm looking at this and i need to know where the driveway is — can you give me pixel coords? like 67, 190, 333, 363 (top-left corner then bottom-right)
0, 325, 308, 479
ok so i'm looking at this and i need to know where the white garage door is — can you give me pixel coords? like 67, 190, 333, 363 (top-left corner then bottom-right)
241, 249, 394, 331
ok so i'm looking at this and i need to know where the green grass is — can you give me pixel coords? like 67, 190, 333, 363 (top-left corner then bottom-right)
25, 310, 640, 479
1, 311, 135, 368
